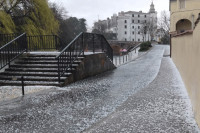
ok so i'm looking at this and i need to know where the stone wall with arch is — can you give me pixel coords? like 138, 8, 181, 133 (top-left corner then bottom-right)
176, 19, 192, 33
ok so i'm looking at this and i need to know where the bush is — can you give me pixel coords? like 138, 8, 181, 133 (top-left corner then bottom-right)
139, 41, 152, 51
161, 34, 170, 44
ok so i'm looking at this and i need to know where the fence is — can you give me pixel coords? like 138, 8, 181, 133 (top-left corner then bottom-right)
56, 32, 113, 83
0, 33, 19, 47
113, 46, 141, 66
0, 33, 27, 69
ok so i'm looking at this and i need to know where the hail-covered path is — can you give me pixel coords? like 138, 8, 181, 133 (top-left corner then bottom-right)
0, 45, 199, 133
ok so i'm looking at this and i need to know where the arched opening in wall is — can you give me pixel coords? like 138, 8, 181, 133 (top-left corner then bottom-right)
176, 19, 192, 33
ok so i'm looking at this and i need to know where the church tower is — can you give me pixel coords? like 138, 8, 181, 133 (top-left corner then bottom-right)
148, 1, 157, 40
149, 1, 156, 13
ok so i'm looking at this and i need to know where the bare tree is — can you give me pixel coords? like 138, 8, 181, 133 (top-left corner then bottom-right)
157, 11, 170, 44
92, 21, 106, 34
49, 2, 68, 21
140, 18, 157, 41
140, 21, 148, 42
0, 0, 34, 18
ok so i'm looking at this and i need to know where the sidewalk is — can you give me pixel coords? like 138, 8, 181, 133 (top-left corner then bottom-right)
83, 49, 200, 132
0, 45, 199, 133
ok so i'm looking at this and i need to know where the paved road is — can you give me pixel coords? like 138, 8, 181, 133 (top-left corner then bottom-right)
84, 51, 200, 133
0, 45, 199, 133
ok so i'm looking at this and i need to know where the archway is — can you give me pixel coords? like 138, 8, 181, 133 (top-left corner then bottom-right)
176, 19, 192, 33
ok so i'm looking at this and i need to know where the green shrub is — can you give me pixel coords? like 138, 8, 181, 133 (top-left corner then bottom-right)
139, 41, 152, 51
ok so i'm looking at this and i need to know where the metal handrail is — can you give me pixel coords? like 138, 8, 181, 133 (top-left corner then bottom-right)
56, 32, 83, 58
0, 33, 19, 46
27, 35, 63, 51
129, 43, 142, 52
0, 33, 27, 69
0, 32, 113, 84
56, 32, 113, 83
0, 33, 26, 49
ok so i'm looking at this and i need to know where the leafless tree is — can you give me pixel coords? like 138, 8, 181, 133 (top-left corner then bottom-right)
140, 18, 157, 41
0, 0, 34, 20
140, 21, 148, 41
158, 10, 170, 34
157, 11, 170, 44
49, 2, 68, 21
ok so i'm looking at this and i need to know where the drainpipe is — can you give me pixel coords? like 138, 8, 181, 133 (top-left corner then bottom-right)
170, 34, 172, 58
192, 14, 195, 30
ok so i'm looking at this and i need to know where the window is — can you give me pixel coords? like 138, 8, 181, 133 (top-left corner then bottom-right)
132, 31, 134, 34
138, 31, 140, 34
145, 20, 147, 23
145, 15, 146, 18
125, 25, 127, 29
125, 38, 127, 41
138, 39, 140, 41
132, 14, 134, 17
125, 31, 127, 34
138, 20, 140, 23
125, 20, 127, 23
138, 26, 140, 29
132, 26, 134, 29
138, 14, 140, 17
132, 20, 134, 23
132, 39, 134, 41
180, 0, 185, 9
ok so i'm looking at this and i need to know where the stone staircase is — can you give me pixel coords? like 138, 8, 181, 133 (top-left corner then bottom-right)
0, 53, 84, 86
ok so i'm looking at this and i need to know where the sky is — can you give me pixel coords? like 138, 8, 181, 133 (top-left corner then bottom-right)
49, 0, 169, 30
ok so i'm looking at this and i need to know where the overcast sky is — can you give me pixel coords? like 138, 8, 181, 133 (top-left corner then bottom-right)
49, 0, 169, 30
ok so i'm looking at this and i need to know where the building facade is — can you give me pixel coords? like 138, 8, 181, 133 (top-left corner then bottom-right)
93, 2, 157, 42
117, 2, 157, 42
93, 14, 118, 34
170, 0, 200, 126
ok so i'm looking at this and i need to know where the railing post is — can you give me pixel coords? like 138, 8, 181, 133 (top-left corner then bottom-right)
70, 47, 72, 70
93, 34, 95, 53
111, 50, 113, 62
101, 36, 104, 52
8, 46, 10, 67
55, 35, 58, 50
119, 56, 121, 65
57, 58, 61, 83
21, 76, 25, 96
25, 34, 28, 52
82, 33, 84, 56
170, 34, 172, 58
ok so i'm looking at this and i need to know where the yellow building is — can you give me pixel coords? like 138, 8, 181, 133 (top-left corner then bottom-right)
170, 0, 200, 127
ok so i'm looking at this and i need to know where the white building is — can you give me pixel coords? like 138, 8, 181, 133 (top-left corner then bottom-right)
93, 14, 118, 33
92, 2, 157, 42
117, 2, 157, 42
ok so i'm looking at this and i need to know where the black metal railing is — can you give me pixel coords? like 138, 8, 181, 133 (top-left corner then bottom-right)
0, 32, 113, 84
0, 33, 27, 69
27, 35, 64, 51
56, 32, 113, 82
0, 33, 19, 47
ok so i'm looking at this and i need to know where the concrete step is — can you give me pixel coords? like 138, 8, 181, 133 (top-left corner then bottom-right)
10, 64, 79, 69
0, 71, 71, 77
0, 80, 62, 86
0, 75, 66, 82
15, 60, 81, 65
0, 53, 84, 86
27, 54, 57, 57
5, 68, 75, 73
21, 57, 57, 60
21, 56, 84, 61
